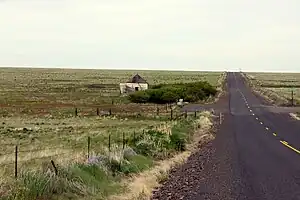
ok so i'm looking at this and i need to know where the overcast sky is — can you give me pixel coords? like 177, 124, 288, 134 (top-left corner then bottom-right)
0, 0, 299, 72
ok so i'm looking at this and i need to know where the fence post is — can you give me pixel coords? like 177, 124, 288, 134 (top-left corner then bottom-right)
185, 110, 187, 119
75, 108, 78, 117
108, 134, 111, 152
291, 90, 294, 106
122, 132, 125, 149
87, 136, 91, 160
109, 108, 112, 116
96, 108, 99, 116
170, 109, 173, 120
156, 107, 159, 116
219, 113, 222, 125
194, 111, 197, 118
51, 160, 58, 175
15, 145, 18, 179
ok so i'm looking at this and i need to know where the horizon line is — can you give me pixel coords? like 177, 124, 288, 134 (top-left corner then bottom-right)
0, 65, 299, 73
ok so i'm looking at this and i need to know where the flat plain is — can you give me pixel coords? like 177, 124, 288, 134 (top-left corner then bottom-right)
0, 68, 222, 193
0, 68, 221, 116
247, 72, 300, 105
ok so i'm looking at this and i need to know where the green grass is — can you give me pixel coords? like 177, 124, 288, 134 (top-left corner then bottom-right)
3, 163, 123, 200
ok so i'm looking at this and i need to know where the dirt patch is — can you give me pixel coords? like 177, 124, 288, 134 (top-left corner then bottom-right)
86, 83, 117, 89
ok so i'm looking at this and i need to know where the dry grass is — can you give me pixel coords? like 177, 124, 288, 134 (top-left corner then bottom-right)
108, 112, 214, 200
246, 72, 300, 105
0, 115, 173, 181
213, 72, 227, 103
0, 68, 221, 116
0, 68, 225, 199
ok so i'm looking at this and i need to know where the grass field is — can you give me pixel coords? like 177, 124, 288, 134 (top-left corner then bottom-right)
0, 68, 222, 117
0, 68, 221, 199
246, 72, 300, 105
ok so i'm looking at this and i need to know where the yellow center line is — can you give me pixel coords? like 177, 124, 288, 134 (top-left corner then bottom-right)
256, 117, 259, 120
273, 133, 277, 136
281, 140, 288, 145
265, 127, 269, 130
252, 113, 255, 116
280, 141, 300, 154
260, 122, 263, 125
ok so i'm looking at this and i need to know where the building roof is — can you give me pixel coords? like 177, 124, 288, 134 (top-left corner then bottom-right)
127, 74, 148, 83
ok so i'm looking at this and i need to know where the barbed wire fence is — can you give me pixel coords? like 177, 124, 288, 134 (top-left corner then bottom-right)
0, 108, 199, 179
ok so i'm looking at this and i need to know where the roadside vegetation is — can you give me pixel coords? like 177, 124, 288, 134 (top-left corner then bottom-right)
0, 112, 213, 200
243, 72, 300, 106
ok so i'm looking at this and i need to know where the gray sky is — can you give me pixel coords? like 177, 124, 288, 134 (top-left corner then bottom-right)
1, 0, 300, 72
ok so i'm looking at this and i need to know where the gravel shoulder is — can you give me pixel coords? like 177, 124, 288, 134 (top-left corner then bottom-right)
152, 81, 231, 200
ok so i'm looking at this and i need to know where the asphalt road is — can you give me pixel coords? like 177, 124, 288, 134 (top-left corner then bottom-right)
194, 72, 300, 200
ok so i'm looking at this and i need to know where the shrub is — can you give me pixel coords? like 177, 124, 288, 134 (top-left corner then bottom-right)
128, 81, 217, 104
169, 131, 187, 151
128, 91, 150, 103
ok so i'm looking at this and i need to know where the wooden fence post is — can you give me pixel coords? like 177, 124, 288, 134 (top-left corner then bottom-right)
15, 145, 18, 179
185, 110, 187, 119
108, 134, 111, 152
194, 111, 197, 118
96, 108, 99, 116
291, 90, 294, 106
87, 136, 91, 160
156, 107, 159, 116
109, 108, 112, 116
170, 109, 173, 120
122, 132, 125, 149
75, 108, 78, 117
51, 160, 58, 175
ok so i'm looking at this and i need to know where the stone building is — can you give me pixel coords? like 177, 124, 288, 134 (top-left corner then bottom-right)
119, 74, 149, 94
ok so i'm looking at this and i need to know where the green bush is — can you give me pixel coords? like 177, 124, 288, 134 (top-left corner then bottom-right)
128, 91, 150, 103
128, 81, 217, 104
169, 131, 187, 151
